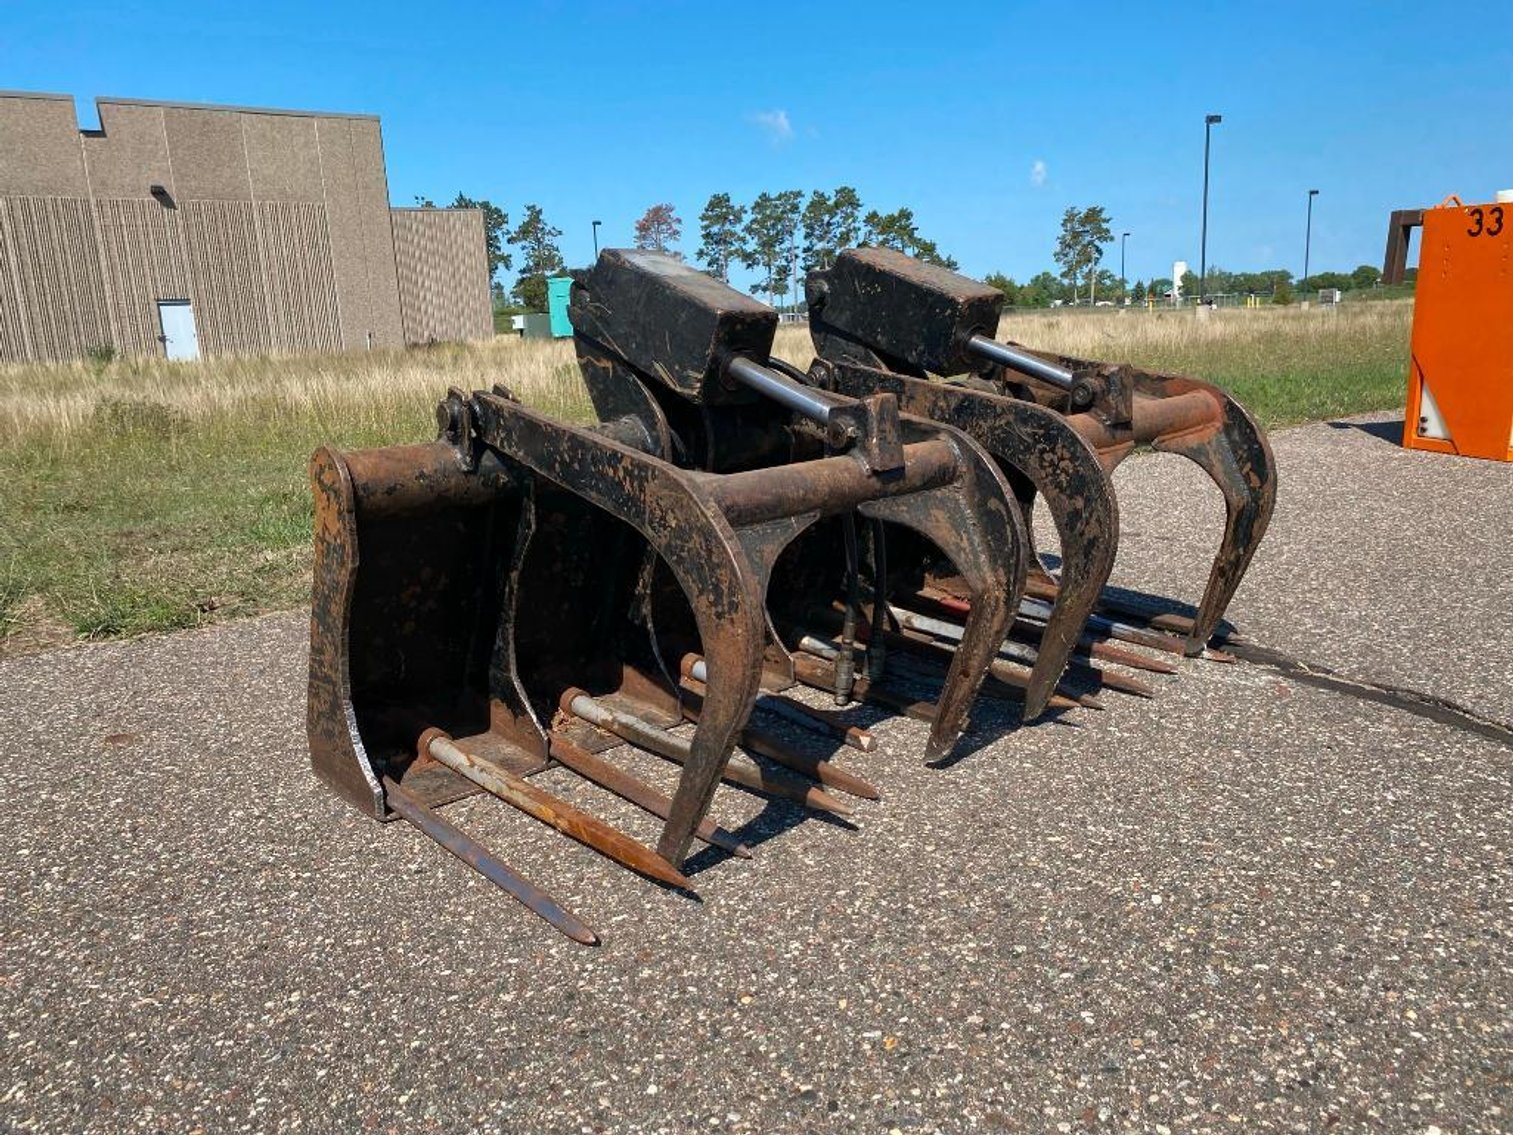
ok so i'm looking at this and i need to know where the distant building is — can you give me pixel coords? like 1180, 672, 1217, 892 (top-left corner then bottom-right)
0, 91, 492, 363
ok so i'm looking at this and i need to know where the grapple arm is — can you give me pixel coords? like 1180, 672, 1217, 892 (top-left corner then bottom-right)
809, 246, 1277, 657
806, 248, 1119, 715
568, 248, 1028, 764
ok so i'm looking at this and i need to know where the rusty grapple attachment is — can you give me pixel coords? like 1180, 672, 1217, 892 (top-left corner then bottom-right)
308, 386, 774, 944
568, 248, 1027, 761
804, 247, 1117, 717
806, 247, 1277, 662
305, 247, 1025, 943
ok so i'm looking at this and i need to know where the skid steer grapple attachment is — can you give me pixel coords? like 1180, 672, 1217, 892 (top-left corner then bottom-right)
308, 407, 770, 944
564, 249, 1026, 759
805, 247, 1277, 666
307, 248, 1028, 943
804, 249, 1118, 717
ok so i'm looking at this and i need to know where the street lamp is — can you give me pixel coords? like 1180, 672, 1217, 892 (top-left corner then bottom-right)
592, 219, 602, 259
1120, 231, 1130, 297
1302, 189, 1319, 300
1199, 113, 1222, 305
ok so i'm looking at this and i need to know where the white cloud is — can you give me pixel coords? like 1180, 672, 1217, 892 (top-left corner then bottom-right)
750, 109, 794, 145
1030, 159, 1048, 188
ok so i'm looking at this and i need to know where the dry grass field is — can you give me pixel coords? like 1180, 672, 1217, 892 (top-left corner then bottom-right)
1, 300, 1411, 651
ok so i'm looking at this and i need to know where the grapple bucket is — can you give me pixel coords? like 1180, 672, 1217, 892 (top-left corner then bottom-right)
306, 249, 1029, 943
309, 386, 777, 941
804, 249, 1117, 717
804, 248, 1277, 674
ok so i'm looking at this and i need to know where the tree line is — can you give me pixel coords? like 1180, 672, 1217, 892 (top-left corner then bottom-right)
424, 190, 1397, 314
986, 203, 1394, 308
654, 189, 957, 305
417, 187, 957, 313
985, 263, 1393, 308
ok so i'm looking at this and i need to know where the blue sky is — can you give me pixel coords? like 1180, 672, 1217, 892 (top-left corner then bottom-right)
8, 0, 1512, 291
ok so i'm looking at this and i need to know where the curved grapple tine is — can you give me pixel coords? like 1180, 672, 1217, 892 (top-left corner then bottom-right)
1136, 376, 1278, 653
862, 418, 1025, 761
871, 380, 1117, 719
469, 390, 768, 867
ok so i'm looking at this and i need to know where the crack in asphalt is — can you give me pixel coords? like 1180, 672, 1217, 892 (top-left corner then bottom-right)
1225, 638, 1513, 750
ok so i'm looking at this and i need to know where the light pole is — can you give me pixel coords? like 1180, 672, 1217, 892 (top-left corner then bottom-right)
591, 219, 602, 259
1199, 113, 1222, 305
1120, 231, 1130, 298
1302, 189, 1319, 300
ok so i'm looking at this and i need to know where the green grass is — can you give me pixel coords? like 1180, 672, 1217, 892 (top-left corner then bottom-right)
1000, 301, 1411, 428
0, 336, 594, 652
0, 302, 1412, 652
3, 413, 381, 647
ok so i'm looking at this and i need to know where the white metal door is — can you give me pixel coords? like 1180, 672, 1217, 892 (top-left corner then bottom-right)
157, 300, 200, 360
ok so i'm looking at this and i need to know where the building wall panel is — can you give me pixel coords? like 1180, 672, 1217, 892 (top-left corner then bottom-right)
349, 119, 404, 347
0, 196, 108, 362
258, 201, 341, 353
161, 106, 251, 201
392, 208, 493, 344
82, 103, 175, 200
183, 199, 270, 355
92, 197, 189, 356
0, 93, 88, 197
317, 117, 373, 350
244, 114, 323, 203
0, 205, 27, 360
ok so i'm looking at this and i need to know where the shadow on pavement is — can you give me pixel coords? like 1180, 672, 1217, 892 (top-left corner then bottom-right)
1327, 417, 1405, 445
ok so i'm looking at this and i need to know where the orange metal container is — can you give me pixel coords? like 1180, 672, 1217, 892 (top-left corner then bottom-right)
1403, 195, 1513, 462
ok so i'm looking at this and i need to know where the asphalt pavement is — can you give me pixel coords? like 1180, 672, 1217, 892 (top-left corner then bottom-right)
3, 412, 1510, 1134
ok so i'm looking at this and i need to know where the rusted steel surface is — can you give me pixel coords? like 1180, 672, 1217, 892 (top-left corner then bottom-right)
563, 689, 853, 817
568, 250, 1025, 766
789, 651, 939, 724
677, 680, 880, 801
423, 729, 692, 891
467, 390, 769, 864
985, 353, 1275, 656
805, 248, 1119, 717
805, 246, 1276, 661
546, 734, 751, 859
382, 777, 599, 945
681, 655, 876, 752
882, 606, 1120, 706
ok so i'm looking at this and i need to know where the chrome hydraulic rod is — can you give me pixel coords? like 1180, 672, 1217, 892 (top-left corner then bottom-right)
966, 334, 1075, 390
726, 355, 847, 425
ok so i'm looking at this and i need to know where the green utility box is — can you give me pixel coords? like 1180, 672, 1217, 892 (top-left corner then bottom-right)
547, 276, 574, 338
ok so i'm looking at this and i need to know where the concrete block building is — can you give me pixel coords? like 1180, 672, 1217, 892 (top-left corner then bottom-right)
0, 91, 492, 363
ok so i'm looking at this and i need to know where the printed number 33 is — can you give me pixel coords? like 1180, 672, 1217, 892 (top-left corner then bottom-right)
1467, 205, 1505, 237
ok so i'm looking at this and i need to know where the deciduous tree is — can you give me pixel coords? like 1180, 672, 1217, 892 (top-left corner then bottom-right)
983, 271, 1018, 305
1351, 264, 1382, 289
1022, 271, 1062, 308
634, 203, 683, 255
